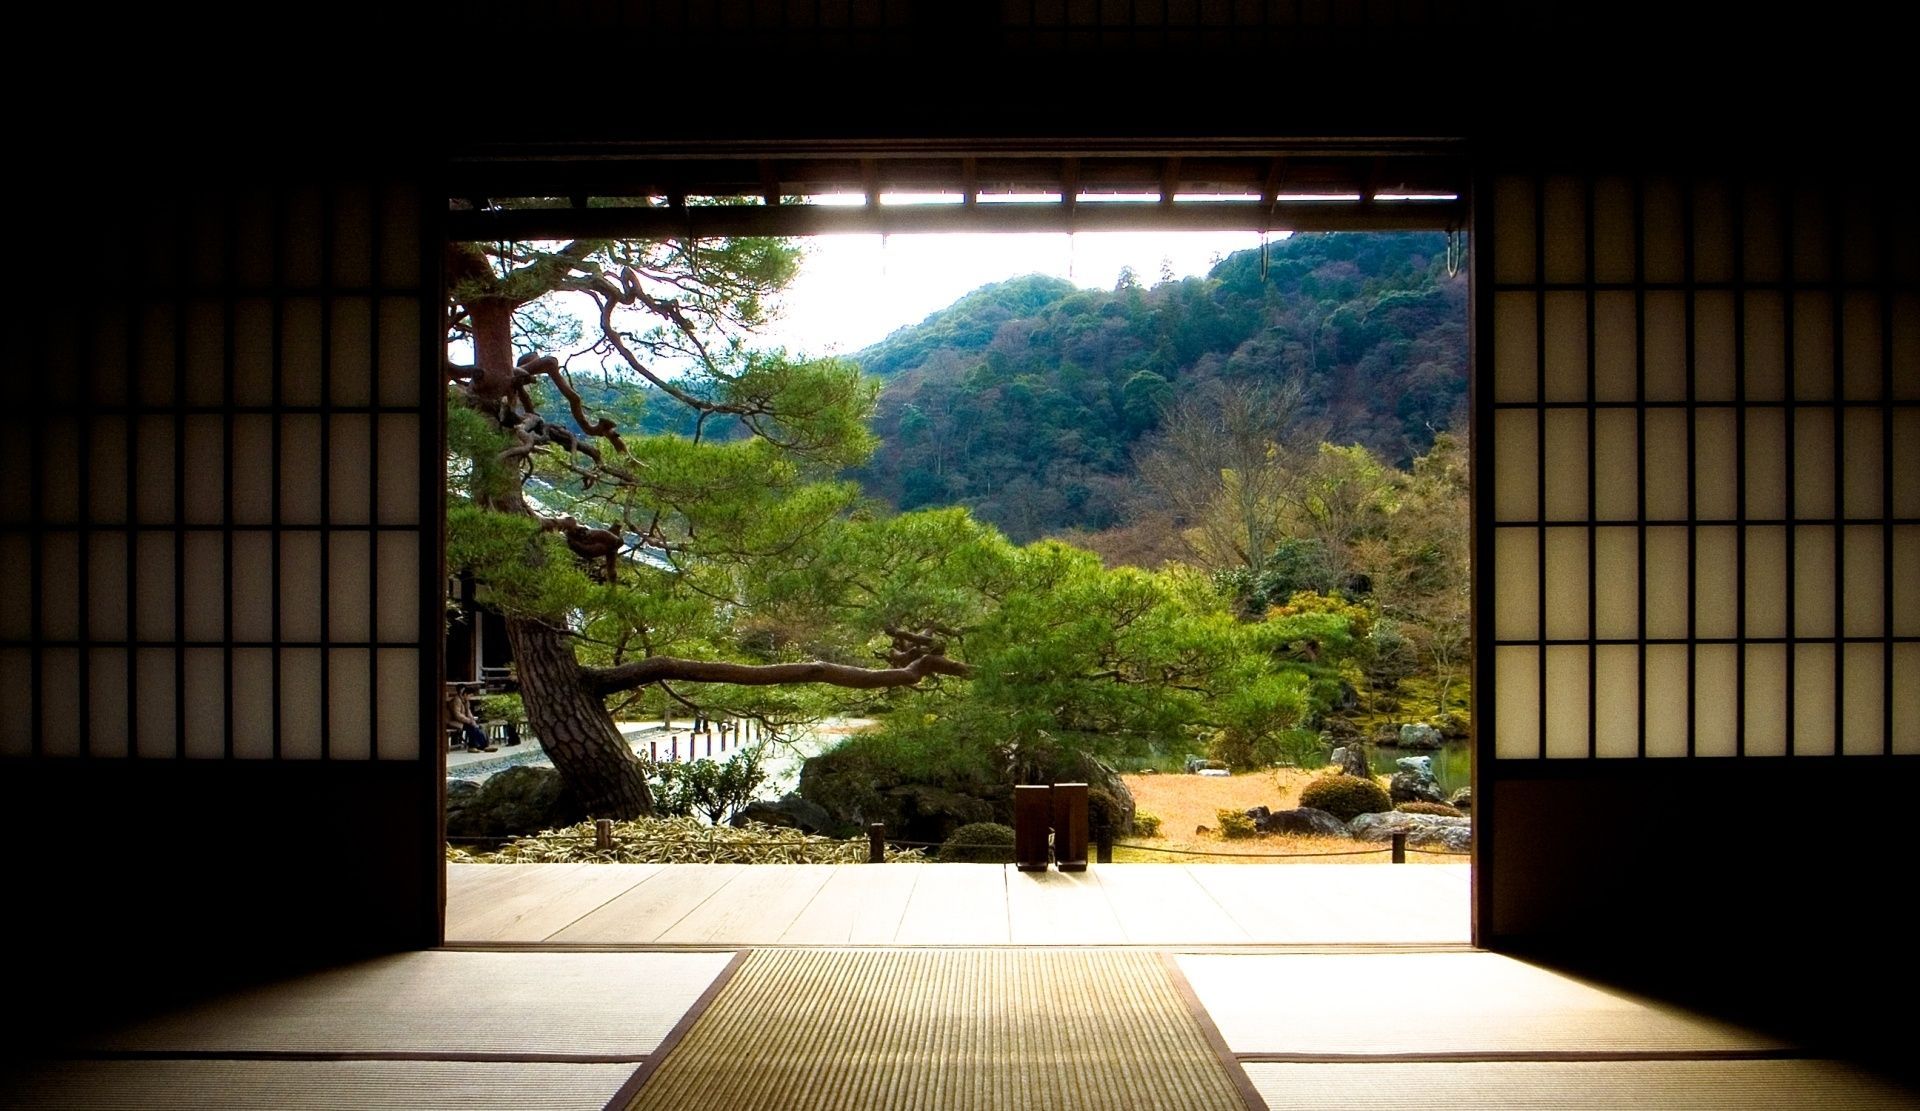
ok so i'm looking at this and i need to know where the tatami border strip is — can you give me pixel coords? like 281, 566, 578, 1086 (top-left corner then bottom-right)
44, 1050, 650, 1064
1160, 951, 1271, 1111
601, 948, 750, 1111
1233, 1048, 1813, 1064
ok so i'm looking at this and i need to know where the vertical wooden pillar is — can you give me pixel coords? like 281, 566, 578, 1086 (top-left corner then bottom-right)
1014, 785, 1052, 872
868, 823, 886, 864
1052, 782, 1088, 872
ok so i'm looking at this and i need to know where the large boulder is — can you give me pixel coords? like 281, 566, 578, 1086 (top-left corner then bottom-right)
1349, 810, 1473, 852
445, 766, 585, 840
729, 792, 833, 833
1331, 743, 1371, 778
1398, 723, 1444, 749
1447, 786, 1473, 811
1395, 755, 1434, 777
1248, 805, 1350, 838
883, 783, 995, 845
1389, 770, 1448, 804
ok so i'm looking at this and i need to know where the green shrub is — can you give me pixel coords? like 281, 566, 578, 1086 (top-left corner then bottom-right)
1298, 774, 1393, 822
1087, 788, 1126, 837
1215, 808, 1258, 840
939, 822, 1017, 863
1133, 811, 1162, 838
1395, 800, 1465, 817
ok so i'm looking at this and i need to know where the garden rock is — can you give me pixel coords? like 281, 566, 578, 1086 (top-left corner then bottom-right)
884, 783, 995, 845
1398, 723, 1444, 749
1389, 770, 1448, 804
1447, 787, 1472, 810
1349, 810, 1472, 852
730, 792, 833, 833
445, 765, 585, 840
1395, 755, 1433, 778
1332, 743, 1371, 778
1247, 805, 1349, 837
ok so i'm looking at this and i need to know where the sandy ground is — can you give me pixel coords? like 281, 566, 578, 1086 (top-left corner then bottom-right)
1118, 770, 1464, 864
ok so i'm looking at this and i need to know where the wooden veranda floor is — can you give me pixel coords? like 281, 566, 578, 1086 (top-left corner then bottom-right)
445, 862, 1472, 947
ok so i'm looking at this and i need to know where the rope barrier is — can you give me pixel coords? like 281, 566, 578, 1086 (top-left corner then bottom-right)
1406, 846, 1473, 857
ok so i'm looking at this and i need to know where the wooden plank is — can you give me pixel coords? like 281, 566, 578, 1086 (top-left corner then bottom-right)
1006, 866, 1127, 944
891, 864, 1010, 944
547, 865, 746, 944
447, 864, 661, 943
1183, 864, 1469, 945
1092, 865, 1255, 945
777, 864, 923, 945
655, 864, 836, 944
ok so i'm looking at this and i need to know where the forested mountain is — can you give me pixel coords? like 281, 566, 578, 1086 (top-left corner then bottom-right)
848, 232, 1467, 541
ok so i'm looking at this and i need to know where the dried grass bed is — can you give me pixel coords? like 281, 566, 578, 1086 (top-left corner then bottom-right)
447, 817, 927, 865
1121, 771, 1460, 864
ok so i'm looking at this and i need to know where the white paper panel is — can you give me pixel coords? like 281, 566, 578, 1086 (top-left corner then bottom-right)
1843, 644, 1884, 756
1644, 291, 1687, 401
1544, 646, 1588, 758
1543, 293, 1587, 402
182, 415, 225, 525
1592, 178, 1635, 283
1841, 184, 1880, 284
1842, 409, 1883, 520
135, 415, 176, 524
183, 647, 225, 759
377, 648, 421, 761
1493, 410, 1537, 522
182, 531, 225, 643
377, 532, 420, 644
135, 531, 175, 641
1644, 527, 1690, 640
1793, 408, 1835, 519
1895, 410, 1920, 518
1592, 293, 1635, 402
278, 531, 322, 643
1644, 644, 1690, 757
1793, 526, 1835, 638
1692, 180, 1734, 283
1893, 644, 1919, 754
278, 648, 323, 759
1642, 409, 1688, 521
378, 414, 422, 526
1740, 644, 1785, 757
1593, 410, 1637, 521
88, 307, 129, 407
1494, 647, 1539, 759
1543, 410, 1587, 521
233, 190, 273, 287
136, 304, 176, 408
1744, 526, 1787, 639
89, 416, 127, 523
1843, 526, 1883, 638
233, 297, 274, 406
39, 647, 80, 757
1642, 178, 1685, 284
0, 535, 29, 640
282, 187, 324, 288
1742, 290, 1786, 401
331, 296, 373, 406
1793, 644, 1836, 756
38, 532, 79, 641
1893, 294, 1919, 400
1543, 177, 1586, 284
0, 650, 30, 756
378, 297, 422, 407
1595, 644, 1639, 758
1693, 409, 1737, 520
229, 532, 273, 643
1893, 526, 1918, 636
1493, 293, 1536, 402
1544, 528, 1588, 640
1593, 528, 1638, 640
1494, 528, 1538, 641
329, 532, 371, 643
1794, 292, 1835, 400
1743, 407, 1785, 519
1493, 177, 1535, 284
1843, 292, 1883, 401
0, 427, 24, 523
188, 200, 226, 290
136, 647, 176, 758
88, 648, 127, 757
329, 413, 372, 525
331, 183, 374, 288
1693, 527, 1738, 640
1742, 182, 1783, 282
329, 648, 371, 760
185, 299, 224, 408
231, 648, 275, 759
1693, 291, 1735, 401
40, 416, 79, 525
281, 298, 323, 406
279, 414, 322, 525
1697, 644, 1743, 756
1792, 186, 1832, 282
231, 415, 274, 525
380, 183, 423, 288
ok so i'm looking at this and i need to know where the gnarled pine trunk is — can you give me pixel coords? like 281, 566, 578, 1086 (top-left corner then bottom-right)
506, 616, 653, 819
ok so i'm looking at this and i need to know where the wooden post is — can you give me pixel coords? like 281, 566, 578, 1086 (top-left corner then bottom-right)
1095, 826, 1113, 864
671, 736, 678, 760
1014, 785, 1051, 871
707, 736, 713, 757
595, 818, 613, 851
868, 823, 885, 864
1391, 831, 1406, 863
650, 740, 657, 761
1051, 782, 1088, 872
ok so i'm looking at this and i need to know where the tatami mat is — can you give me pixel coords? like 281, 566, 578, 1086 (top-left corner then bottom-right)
3, 1059, 637, 1110
1179, 953, 1784, 1056
86, 951, 735, 1057
620, 948, 1254, 1110
1243, 1060, 1919, 1110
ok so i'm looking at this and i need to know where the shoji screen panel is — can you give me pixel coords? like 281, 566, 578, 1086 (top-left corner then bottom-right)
1, 183, 439, 765
1489, 174, 1918, 760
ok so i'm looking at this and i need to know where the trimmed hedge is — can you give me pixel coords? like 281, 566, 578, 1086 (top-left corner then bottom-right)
939, 822, 1017, 863
1298, 774, 1393, 822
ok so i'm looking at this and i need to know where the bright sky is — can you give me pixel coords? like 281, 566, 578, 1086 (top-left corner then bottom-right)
761, 230, 1277, 356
